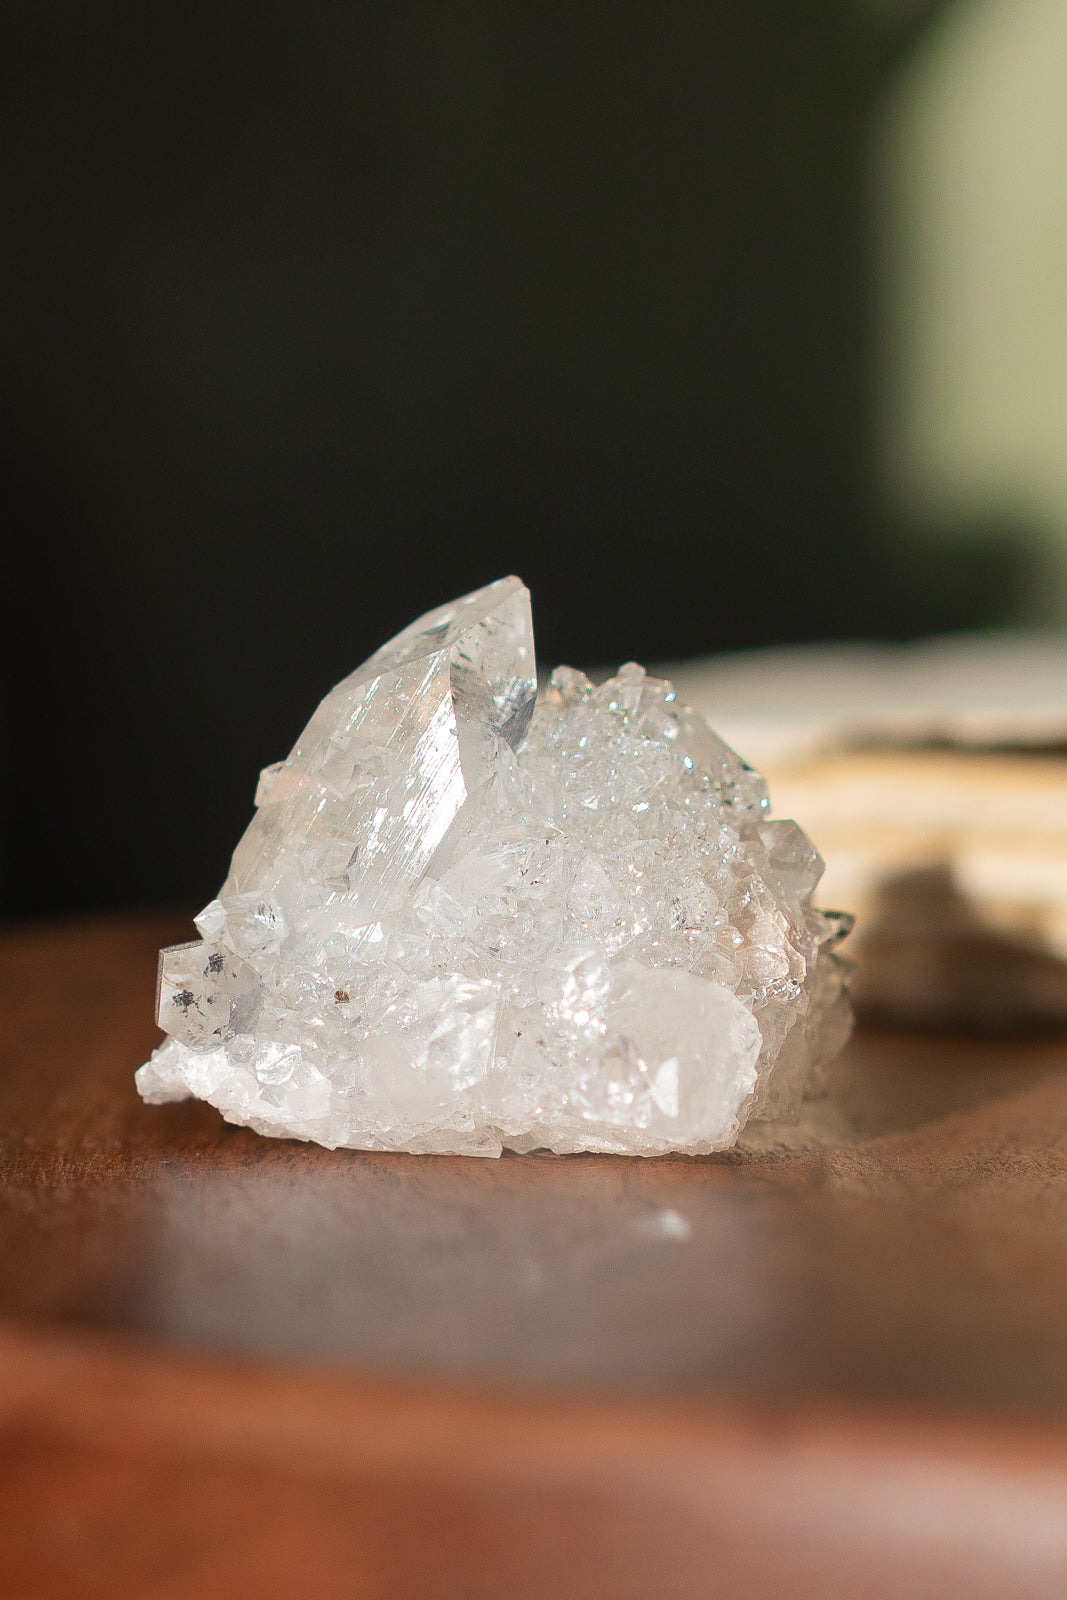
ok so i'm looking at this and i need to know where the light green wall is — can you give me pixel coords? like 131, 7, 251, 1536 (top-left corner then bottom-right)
876, 0, 1067, 617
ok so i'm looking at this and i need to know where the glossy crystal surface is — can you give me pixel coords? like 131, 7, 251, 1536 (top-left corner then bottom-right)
137, 578, 850, 1155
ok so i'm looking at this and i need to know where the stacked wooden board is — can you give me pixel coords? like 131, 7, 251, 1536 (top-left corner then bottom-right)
670, 634, 1067, 1029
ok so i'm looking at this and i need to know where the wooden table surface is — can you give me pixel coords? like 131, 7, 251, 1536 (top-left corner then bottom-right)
5, 912, 1067, 1597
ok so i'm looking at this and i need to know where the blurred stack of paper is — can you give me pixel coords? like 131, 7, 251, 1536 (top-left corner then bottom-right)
670, 635, 1067, 1031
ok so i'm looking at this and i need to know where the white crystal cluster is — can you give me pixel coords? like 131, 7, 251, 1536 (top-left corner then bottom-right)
137, 578, 851, 1156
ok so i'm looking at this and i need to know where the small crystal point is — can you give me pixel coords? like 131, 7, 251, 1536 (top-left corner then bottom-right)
225, 575, 535, 922
137, 578, 851, 1155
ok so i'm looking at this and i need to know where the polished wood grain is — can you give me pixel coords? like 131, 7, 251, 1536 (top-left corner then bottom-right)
5, 912, 1067, 1596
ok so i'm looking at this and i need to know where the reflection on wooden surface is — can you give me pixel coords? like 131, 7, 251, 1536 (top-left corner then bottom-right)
5, 911, 1067, 1595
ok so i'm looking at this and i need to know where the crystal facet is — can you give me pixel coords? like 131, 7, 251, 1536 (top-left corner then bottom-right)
137, 577, 851, 1156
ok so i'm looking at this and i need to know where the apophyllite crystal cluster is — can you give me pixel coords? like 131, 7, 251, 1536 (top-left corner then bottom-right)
137, 577, 851, 1156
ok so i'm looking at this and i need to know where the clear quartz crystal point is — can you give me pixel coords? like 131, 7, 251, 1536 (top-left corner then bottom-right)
137, 577, 851, 1156
225, 575, 536, 923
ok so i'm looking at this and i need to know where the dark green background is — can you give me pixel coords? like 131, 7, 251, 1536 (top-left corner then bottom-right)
3, 0, 1021, 917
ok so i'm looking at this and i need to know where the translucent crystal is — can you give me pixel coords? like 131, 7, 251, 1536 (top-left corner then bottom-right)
156, 941, 263, 1052
137, 577, 851, 1156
